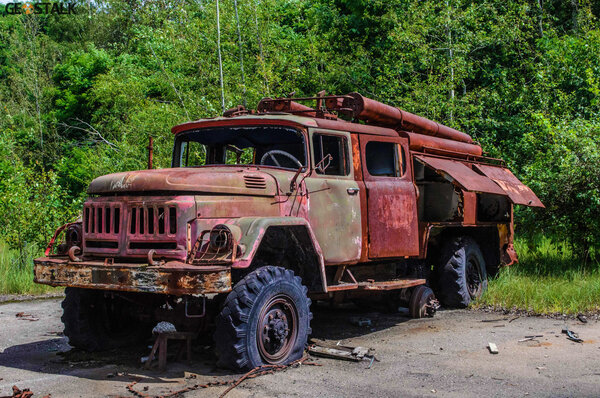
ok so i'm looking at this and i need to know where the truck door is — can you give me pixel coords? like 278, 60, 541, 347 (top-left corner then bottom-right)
360, 135, 419, 258
304, 130, 362, 264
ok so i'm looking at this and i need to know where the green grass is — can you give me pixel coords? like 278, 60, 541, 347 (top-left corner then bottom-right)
477, 236, 600, 315
0, 240, 60, 295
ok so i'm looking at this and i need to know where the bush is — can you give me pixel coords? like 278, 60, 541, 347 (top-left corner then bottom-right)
517, 118, 600, 260
0, 132, 76, 251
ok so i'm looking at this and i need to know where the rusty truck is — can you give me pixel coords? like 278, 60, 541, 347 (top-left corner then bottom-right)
33, 92, 543, 370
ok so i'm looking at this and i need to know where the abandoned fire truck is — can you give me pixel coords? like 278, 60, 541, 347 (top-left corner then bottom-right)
33, 92, 543, 370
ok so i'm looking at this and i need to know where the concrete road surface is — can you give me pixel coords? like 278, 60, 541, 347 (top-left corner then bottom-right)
0, 298, 599, 397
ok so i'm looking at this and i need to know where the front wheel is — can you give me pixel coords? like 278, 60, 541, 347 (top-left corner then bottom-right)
62, 288, 150, 351
214, 266, 312, 371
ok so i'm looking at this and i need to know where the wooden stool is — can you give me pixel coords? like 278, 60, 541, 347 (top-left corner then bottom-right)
145, 331, 196, 371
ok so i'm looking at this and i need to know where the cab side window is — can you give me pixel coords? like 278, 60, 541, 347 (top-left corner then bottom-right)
365, 141, 403, 177
312, 134, 350, 176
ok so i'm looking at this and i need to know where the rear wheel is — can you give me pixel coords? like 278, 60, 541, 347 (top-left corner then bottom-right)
437, 236, 488, 308
62, 287, 149, 351
214, 266, 312, 371
409, 285, 438, 318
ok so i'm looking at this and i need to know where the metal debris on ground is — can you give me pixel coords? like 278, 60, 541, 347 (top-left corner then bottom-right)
0, 386, 33, 398
14, 312, 39, 322
349, 317, 372, 327
562, 327, 583, 343
123, 356, 320, 398
487, 342, 499, 354
577, 314, 588, 324
308, 343, 378, 366
481, 318, 507, 323
518, 335, 543, 343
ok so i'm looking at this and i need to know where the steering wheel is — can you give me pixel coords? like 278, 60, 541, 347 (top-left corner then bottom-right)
260, 150, 303, 168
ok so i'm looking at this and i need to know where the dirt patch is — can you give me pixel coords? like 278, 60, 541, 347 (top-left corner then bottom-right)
406, 324, 440, 333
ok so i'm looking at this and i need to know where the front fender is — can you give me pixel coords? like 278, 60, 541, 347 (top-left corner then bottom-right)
224, 217, 326, 292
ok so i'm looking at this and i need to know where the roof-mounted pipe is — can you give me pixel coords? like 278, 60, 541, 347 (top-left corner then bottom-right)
257, 98, 318, 117
342, 92, 473, 144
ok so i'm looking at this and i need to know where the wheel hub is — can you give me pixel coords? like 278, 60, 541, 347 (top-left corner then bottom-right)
257, 295, 298, 363
466, 258, 482, 299
266, 311, 289, 344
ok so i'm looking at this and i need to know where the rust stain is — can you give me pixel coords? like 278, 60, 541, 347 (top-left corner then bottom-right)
474, 164, 544, 208
415, 155, 506, 196
360, 135, 419, 258
34, 257, 231, 295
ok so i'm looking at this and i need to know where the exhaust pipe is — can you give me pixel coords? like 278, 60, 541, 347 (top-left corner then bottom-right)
147, 136, 153, 169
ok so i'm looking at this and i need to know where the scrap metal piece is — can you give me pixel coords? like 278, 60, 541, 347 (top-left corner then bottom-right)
308, 345, 361, 362
349, 317, 372, 327
488, 342, 499, 354
562, 327, 583, 343
308, 343, 376, 363
577, 314, 588, 324
15, 312, 39, 322
518, 335, 543, 343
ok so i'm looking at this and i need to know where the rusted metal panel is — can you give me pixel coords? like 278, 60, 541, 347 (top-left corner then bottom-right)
326, 278, 425, 292
82, 195, 195, 262
498, 223, 518, 266
474, 164, 544, 208
351, 134, 370, 263
304, 129, 362, 264
173, 114, 400, 138
462, 191, 477, 224
361, 136, 420, 258
171, 116, 319, 135
415, 155, 506, 196
357, 278, 425, 291
88, 168, 278, 196
33, 257, 231, 295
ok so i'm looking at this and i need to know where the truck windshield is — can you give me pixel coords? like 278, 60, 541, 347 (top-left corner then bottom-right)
173, 126, 307, 170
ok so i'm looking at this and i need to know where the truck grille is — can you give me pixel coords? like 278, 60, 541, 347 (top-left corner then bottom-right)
81, 196, 191, 260
84, 204, 121, 237
128, 205, 177, 237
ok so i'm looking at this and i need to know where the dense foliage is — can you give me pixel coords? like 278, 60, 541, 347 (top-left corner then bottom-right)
0, 0, 599, 260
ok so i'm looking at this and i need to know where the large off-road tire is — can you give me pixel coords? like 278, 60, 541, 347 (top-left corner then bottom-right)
62, 287, 148, 351
437, 236, 488, 308
214, 266, 312, 371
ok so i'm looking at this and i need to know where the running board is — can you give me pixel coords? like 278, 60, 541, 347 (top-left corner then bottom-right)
327, 278, 426, 292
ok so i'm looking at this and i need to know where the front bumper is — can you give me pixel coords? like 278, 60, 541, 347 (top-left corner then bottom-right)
33, 256, 231, 295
